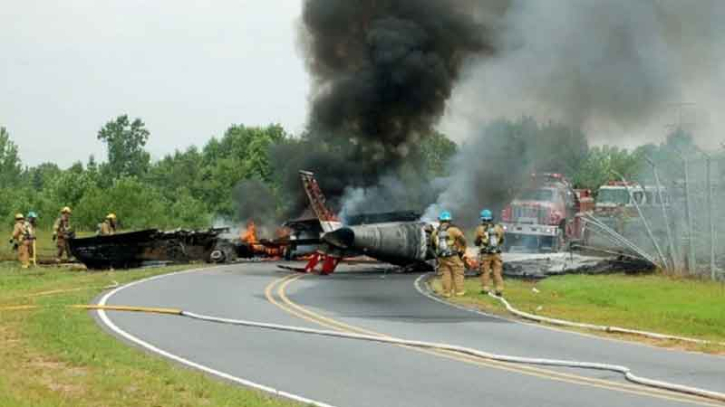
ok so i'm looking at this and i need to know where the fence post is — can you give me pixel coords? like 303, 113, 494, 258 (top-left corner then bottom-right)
705, 155, 715, 280
682, 157, 697, 274
646, 158, 678, 271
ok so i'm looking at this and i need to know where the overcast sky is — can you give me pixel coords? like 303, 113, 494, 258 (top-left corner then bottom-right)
1, 1, 309, 167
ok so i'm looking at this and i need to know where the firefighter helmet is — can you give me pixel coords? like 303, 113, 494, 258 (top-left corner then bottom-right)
480, 209, 493, 221
15, 213, 24, 220
27, 211, 38, 219
106, 213, 117, 220
438, 210, 452, 222
61, 207, 72, 214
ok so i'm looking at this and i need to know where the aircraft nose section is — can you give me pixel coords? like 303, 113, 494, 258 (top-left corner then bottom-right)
322, 227, 355, 249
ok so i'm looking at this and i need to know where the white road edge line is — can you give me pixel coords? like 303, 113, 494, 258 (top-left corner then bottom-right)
95, 267, 338, 407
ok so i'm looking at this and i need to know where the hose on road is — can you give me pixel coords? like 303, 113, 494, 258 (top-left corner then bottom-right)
86, 304, 725, 403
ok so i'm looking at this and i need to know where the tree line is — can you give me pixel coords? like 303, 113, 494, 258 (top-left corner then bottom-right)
0, 115, 704, 231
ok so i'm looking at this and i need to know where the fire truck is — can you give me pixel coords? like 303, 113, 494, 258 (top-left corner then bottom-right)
589, 180, 670, 241
501, 173, 594, 252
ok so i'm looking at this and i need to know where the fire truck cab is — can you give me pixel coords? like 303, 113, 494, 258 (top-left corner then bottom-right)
595, 181, 646, 217
501, 173, 591, 252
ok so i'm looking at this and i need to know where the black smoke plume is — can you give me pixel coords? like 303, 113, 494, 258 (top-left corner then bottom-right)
281, 0, 502, 217
234, 179, 279, 235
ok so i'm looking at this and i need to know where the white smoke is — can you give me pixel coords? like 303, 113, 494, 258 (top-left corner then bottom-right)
442, 0, 725, 149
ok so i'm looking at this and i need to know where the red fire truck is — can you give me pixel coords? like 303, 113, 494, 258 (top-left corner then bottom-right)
501, 173, 594, 252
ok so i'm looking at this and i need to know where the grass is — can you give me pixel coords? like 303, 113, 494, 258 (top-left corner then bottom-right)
432, 273, 725, 353
0, 262, 298, 407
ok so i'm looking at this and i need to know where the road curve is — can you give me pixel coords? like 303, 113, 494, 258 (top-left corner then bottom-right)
96, 262, 725, 407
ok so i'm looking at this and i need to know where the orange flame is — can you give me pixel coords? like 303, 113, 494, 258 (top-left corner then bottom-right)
241, 220, 258, 245
240, 220, 285, 259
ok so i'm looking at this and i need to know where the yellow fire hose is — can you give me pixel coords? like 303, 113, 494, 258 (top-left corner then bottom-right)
32, 240, 37, 267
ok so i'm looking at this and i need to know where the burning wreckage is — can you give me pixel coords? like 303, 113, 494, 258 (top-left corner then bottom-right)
285, 171, 650, 278
70, 170, 650, 277
69, 224, 297, 270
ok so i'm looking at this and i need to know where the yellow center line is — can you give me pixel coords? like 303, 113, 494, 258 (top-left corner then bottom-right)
266, 273, 722, 407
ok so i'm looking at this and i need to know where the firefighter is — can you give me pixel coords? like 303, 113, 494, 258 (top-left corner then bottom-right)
53, 207, 74, 262
476, 209, 505, 296
12, 212, 38, 268
98, 213, 117, 236
25, 212, 39, 267
431, 210, 467, 298
10, 213, 29, 268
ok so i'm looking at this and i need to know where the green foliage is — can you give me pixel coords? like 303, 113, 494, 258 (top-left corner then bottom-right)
169, 188, 211, 229
97, 115, 151, 179
73, 178, 171, 230
573, 146, 644, 191
1, 119, 296, 232
419, 131, 458, 176
632, 127, 697, 183
0, 127, 22, 189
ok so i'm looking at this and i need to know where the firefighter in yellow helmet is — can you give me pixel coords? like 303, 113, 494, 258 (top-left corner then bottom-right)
10, 213, 29, 268
53, 207, 74, 262
431, 211, 467, 298
99, 213, 117, 236
476, 209, 505, 296
11, 212, 37, 268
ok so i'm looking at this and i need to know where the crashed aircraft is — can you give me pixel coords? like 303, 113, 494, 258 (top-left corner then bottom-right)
292, 170, 651, 277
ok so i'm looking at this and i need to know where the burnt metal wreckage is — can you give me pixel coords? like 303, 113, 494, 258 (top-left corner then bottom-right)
287, 170, 650, 278
69, 169, 657, 276
69, 228, 232, 270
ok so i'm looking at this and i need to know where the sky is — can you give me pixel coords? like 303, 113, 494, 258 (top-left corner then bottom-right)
3, 1, 722, 168
1, 0, 309, 167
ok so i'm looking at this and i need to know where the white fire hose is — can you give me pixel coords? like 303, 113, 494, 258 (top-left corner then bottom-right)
488, 292, 725, 346
175, 310, 725, 403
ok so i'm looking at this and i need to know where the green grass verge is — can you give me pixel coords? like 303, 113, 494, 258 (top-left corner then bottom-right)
432, 273, 725, 353
0, 262, 298, 407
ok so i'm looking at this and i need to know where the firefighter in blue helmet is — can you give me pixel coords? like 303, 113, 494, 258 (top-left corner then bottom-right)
431, 210, 467, 297
475, 209, 505, 296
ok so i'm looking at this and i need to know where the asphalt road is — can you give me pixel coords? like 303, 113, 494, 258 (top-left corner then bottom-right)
96, 262, 725, 407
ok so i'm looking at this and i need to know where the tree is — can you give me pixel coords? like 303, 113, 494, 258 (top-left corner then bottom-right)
572, 146, 643, 191
419, 131, 457, 176
97, 115, 151, 179
0, 127, 22, 188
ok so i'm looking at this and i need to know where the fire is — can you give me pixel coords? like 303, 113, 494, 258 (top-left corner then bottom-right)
239, 220, 286, 259
241, 220, 259, 245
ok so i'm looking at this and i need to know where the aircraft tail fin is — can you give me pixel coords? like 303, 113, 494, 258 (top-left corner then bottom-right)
299, 170, 342, 233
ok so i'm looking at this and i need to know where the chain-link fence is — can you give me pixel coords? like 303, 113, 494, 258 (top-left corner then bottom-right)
671, 156, 723, 280
584, 155, 724, 281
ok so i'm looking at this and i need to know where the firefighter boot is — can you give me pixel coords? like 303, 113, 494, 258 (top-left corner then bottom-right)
453, 262, 466, 296
18, 244, 30, 269
480, 255, 492, 294
439, 260, 453, 298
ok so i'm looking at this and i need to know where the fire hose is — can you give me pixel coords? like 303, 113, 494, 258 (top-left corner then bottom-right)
487, 292, 725, 346
3, 274, 723, 403
76, 303, 725, 403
